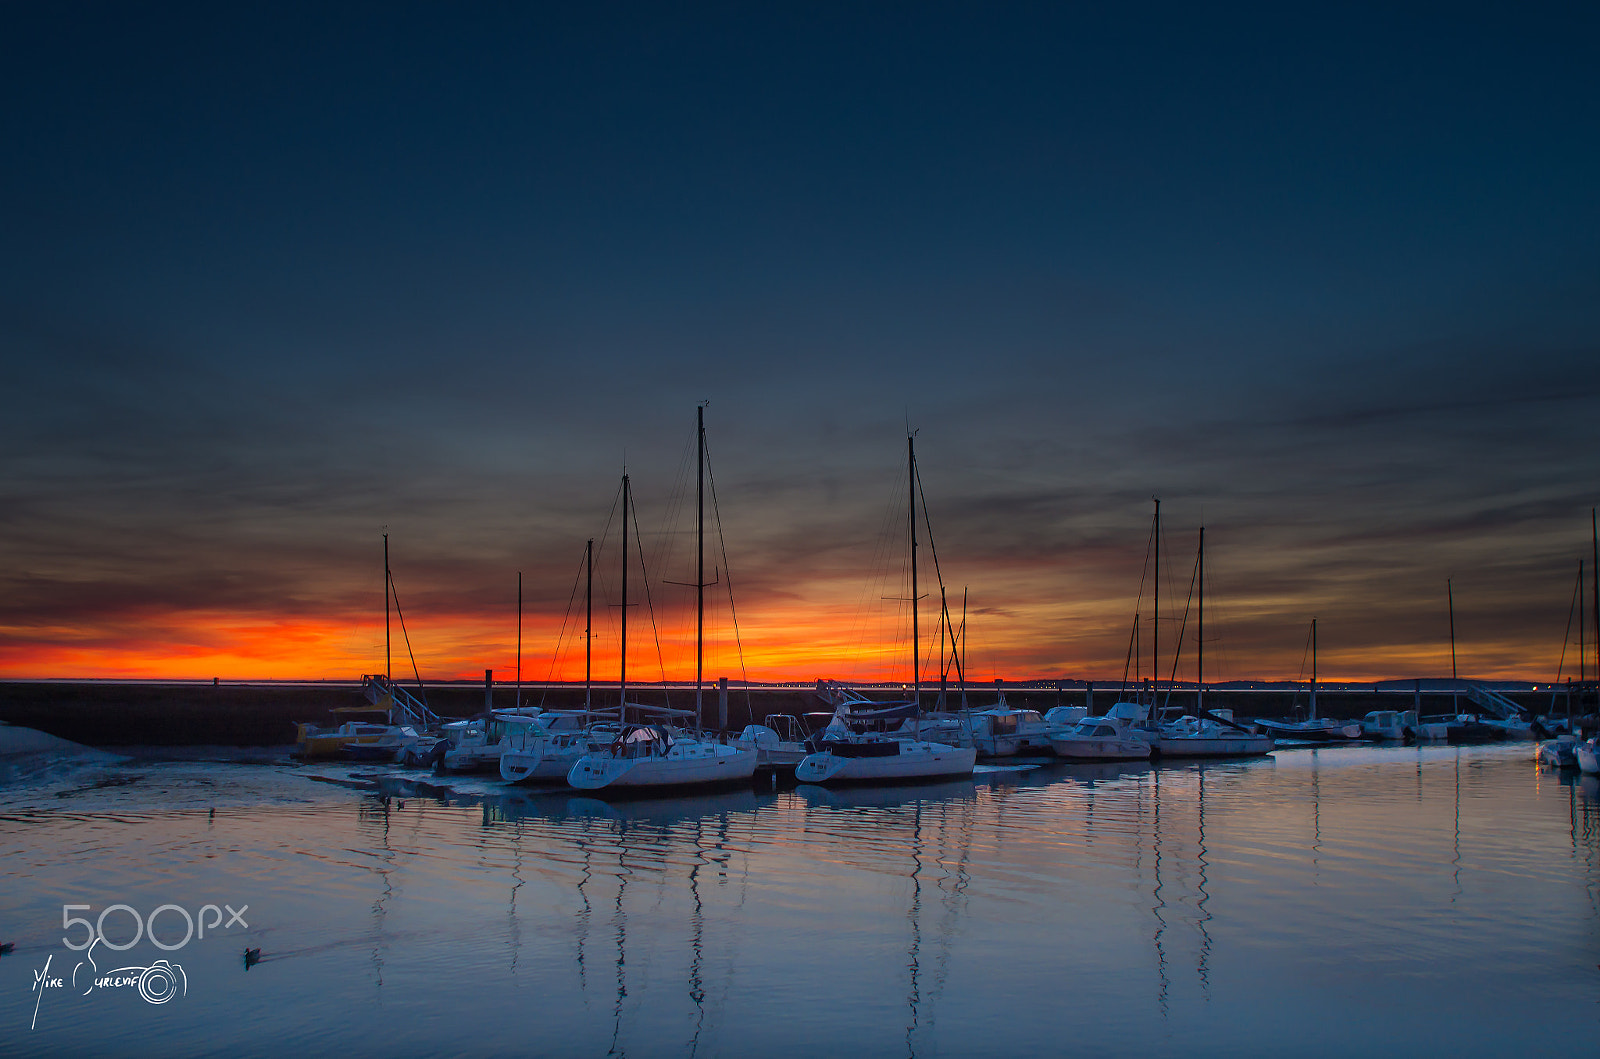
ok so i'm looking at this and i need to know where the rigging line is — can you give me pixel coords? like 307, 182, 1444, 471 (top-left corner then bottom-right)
1554, 560, 1581, 686
1121, 613, 1138, 694
628, 483, 672, 700
591, 479, 626, 687
704, 443, 755, 712
1290, 620, 1313, 713
387, 571, 428, 706
540, 543, 591, 708
1160, 546, 1200, 713
913, 462, 961, 678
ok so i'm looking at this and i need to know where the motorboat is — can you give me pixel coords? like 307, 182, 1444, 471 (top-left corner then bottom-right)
961, 707, 1058, 757
734, 715, 811, 770
1537, 734, 1579, 769
1253, 716, 1364, 742
294, 707, 413, 758
342, 724, 426, 761
499, 711, 619, 784
433, 708, 548, 773
1047, 701, 1155, 761
1360, 710, 1417, 740
794, 725, 976, 784
1044, 706, 1088, 728
1414, 715, 1507, 743
567, 724, 758, 791
1576, 739, 1600, 775
1154, 710, 1274, 758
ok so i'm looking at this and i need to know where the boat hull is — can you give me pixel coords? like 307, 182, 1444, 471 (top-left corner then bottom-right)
1047, 736, 1153, 761
1577, 741, 1600, 775
567, 744, 758, 791
794, 742, 977, 784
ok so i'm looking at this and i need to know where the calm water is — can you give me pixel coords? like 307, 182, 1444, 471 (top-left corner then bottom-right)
3, 744, 1598, 1057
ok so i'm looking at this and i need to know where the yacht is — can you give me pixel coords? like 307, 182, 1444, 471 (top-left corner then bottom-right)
1047, 701, 1155, 761
567, 724, 757, 790
433, 708, 547, 773
962, 706, 1058, 756
734, 714, 811, 770
794, 720, 976, 784
1154, 709, 1274, 758
498, 711, 619, 783
1359, 709, 1417, 740
1576, 738, 1599, 775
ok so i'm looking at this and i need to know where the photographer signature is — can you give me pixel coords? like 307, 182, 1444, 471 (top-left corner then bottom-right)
31, 939, 186, 1029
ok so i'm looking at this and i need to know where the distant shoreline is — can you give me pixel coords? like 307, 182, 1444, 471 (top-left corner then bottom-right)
1, 679, 1577, 747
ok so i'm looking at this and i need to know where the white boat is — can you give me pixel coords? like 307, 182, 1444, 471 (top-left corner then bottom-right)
1577, 739, 1599, 775
796, 435, 977, 785
1537, 734, 1579, 769
568, 724, 757, 790
561, 455, 758, 794
794, 729, 976, 784
498, 711, 619, 783
1254, 716, 1364, 741
1154, 710, 1274, 758
1048, 701, 1155, 761
734, 715, 811, 769
434, 708, 547, 772
1360, 709, 1417, 740
962, 707, 1058, 756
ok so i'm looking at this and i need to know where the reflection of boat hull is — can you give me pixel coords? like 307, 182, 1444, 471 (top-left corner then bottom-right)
795, 741, 977, 784
1047, 736, 1152, 761
1253, 719, 1362, 741
1155, 734, 1274, 758
568, 744, 758, 791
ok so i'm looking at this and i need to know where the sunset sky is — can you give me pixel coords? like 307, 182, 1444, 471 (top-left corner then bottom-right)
2, 3, 1597, 684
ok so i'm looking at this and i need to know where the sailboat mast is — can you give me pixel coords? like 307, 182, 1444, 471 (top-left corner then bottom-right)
909, 433, 919, 712
585, 537, 594, 710
383, 533, 391, 683
516, 571, 522, 710
696, 406, 705, 734
1591, 509, 1598, 688
1309, 617, 1317, 721
1448, 577, 1457, 678
1197, 526, 1204, 714
1153, 499, 1160, 708
621, 474, 630, 722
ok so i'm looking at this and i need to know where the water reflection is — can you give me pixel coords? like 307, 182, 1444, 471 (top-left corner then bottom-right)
2, 747, 1597, 1057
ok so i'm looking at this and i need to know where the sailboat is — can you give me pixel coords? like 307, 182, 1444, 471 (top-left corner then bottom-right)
1251, 619, 1363, 742
1148, 519, 1275, 758
500, 539, 622, 783
796, 433, 978, 784
567, 411, 758, 792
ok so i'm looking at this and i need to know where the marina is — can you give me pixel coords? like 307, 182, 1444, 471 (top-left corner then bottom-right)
2, 739, 1597, 1056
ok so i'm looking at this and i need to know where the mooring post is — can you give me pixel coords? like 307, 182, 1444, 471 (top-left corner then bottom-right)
1086, 681, 1094, 713
484, 669, 493, 713
718, 677, 729, 731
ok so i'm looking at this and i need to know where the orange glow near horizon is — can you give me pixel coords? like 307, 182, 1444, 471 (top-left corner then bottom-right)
0, 596, 1565, 684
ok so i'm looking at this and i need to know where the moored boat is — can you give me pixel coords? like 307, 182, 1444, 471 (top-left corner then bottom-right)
568, 724, 757, 790
1154, 709, 1274, 758
1047, 701, 1155, 761
794, 730, 976, 783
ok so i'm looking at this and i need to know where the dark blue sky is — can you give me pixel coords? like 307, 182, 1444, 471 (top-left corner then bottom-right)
2, 2, 1597, 679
